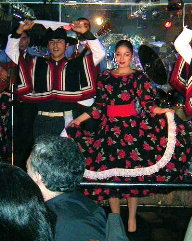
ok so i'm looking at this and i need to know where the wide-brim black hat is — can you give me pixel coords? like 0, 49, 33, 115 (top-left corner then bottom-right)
28, 25, 67, 47
46, 27, 67, 43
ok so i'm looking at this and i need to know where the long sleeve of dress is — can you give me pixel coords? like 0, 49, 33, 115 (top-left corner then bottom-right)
174, 27, 192, 65
135, 73, 157, 113
84, 73, 107, 119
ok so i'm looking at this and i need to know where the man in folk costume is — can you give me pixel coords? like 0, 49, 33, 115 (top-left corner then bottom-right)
5, 20, 105, 138
172, 12, 192, 118
12, 31, 39, 169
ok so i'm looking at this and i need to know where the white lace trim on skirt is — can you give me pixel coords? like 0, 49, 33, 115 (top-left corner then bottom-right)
83, 112, 176, 180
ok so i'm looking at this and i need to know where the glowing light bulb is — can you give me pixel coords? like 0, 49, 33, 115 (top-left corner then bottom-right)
95, 17, 104, 26
164, 21, 172, 28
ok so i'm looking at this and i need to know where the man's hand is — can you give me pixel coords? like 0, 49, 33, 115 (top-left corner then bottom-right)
16, 20, 35, 35
71, 21, 88, 34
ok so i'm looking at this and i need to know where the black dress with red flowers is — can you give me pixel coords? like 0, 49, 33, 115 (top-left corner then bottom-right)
67, 70, 192, 201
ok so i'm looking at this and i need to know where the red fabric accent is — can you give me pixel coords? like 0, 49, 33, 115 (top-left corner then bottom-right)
170, 55, 188, 95
107, 103, 138, 117
83, 54, 97, 98
17, 55, 34, 96
16, 54, 97, 103
185, 83, 192, 116
169, 55, 192, 116
95, 102, 105, 106
150, 105, 158, 113
18, 93, 96, 103
49, 59, 68, 90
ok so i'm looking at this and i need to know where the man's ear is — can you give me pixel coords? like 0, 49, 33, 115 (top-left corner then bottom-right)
34, 171, 44, 185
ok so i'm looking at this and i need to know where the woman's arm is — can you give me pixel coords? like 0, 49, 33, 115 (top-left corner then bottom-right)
68, 112, 91, 126
152, 106, 174, 115
135, 73, 174, 115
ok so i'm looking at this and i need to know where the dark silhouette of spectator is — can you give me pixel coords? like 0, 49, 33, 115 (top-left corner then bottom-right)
27, 135, 107, 241
0, 163, 54, 241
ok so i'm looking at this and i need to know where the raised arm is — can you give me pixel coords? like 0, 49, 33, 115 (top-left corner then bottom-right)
71, 21, 105, 66
5, 20, 35, 64
174, 27, 192, 65
86, 38, 106, 66
5, 35, 20, 64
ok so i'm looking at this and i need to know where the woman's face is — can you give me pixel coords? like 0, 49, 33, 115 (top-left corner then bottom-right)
115, 45, 133, 68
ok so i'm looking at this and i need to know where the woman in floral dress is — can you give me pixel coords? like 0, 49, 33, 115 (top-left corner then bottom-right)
67, 40, 192, 232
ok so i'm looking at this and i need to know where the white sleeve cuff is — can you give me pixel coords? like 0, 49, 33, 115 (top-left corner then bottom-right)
5, 35, 20, 64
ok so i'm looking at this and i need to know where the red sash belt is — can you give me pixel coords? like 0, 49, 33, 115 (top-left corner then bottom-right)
107, 103, 138, 117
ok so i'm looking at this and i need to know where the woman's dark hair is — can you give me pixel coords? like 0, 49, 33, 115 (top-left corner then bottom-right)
115, 40, 133, 54
0, 163, 54, 241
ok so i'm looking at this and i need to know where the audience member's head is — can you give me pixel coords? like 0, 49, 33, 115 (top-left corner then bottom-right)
77, 17, 91, 31
0, 163, 53, 241
65, 36, 78, 59
27, 135, 85, 200
19, 31, 30, 51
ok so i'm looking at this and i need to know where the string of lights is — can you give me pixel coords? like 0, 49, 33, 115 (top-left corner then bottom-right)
12, 3, 36, 20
